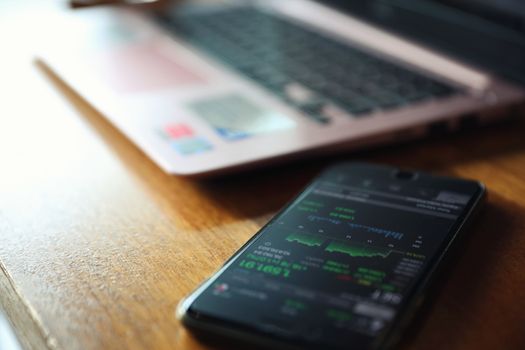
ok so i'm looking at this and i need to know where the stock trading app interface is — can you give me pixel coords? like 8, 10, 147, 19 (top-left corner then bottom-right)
190, 171, 476, 348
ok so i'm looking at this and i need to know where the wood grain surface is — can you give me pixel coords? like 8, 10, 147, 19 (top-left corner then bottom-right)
1, 2, 525, 350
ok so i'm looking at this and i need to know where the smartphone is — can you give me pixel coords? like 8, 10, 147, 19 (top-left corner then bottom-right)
177, 162, 485, 350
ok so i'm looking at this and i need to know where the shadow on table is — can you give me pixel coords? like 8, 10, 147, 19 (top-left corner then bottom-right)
191, 116, 525, 221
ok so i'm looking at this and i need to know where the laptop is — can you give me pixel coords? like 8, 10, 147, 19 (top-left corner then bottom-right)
41, 0, 525, 176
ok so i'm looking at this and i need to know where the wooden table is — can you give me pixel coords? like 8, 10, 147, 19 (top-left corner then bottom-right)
1, 2, 525, 350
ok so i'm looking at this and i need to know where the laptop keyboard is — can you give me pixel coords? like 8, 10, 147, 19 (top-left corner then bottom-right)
156, 6, 458, 124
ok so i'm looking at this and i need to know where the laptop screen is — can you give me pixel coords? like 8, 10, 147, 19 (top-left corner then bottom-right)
319, 0, 525, 86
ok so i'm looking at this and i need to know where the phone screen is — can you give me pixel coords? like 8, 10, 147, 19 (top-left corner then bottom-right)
184, 164, 484, 349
